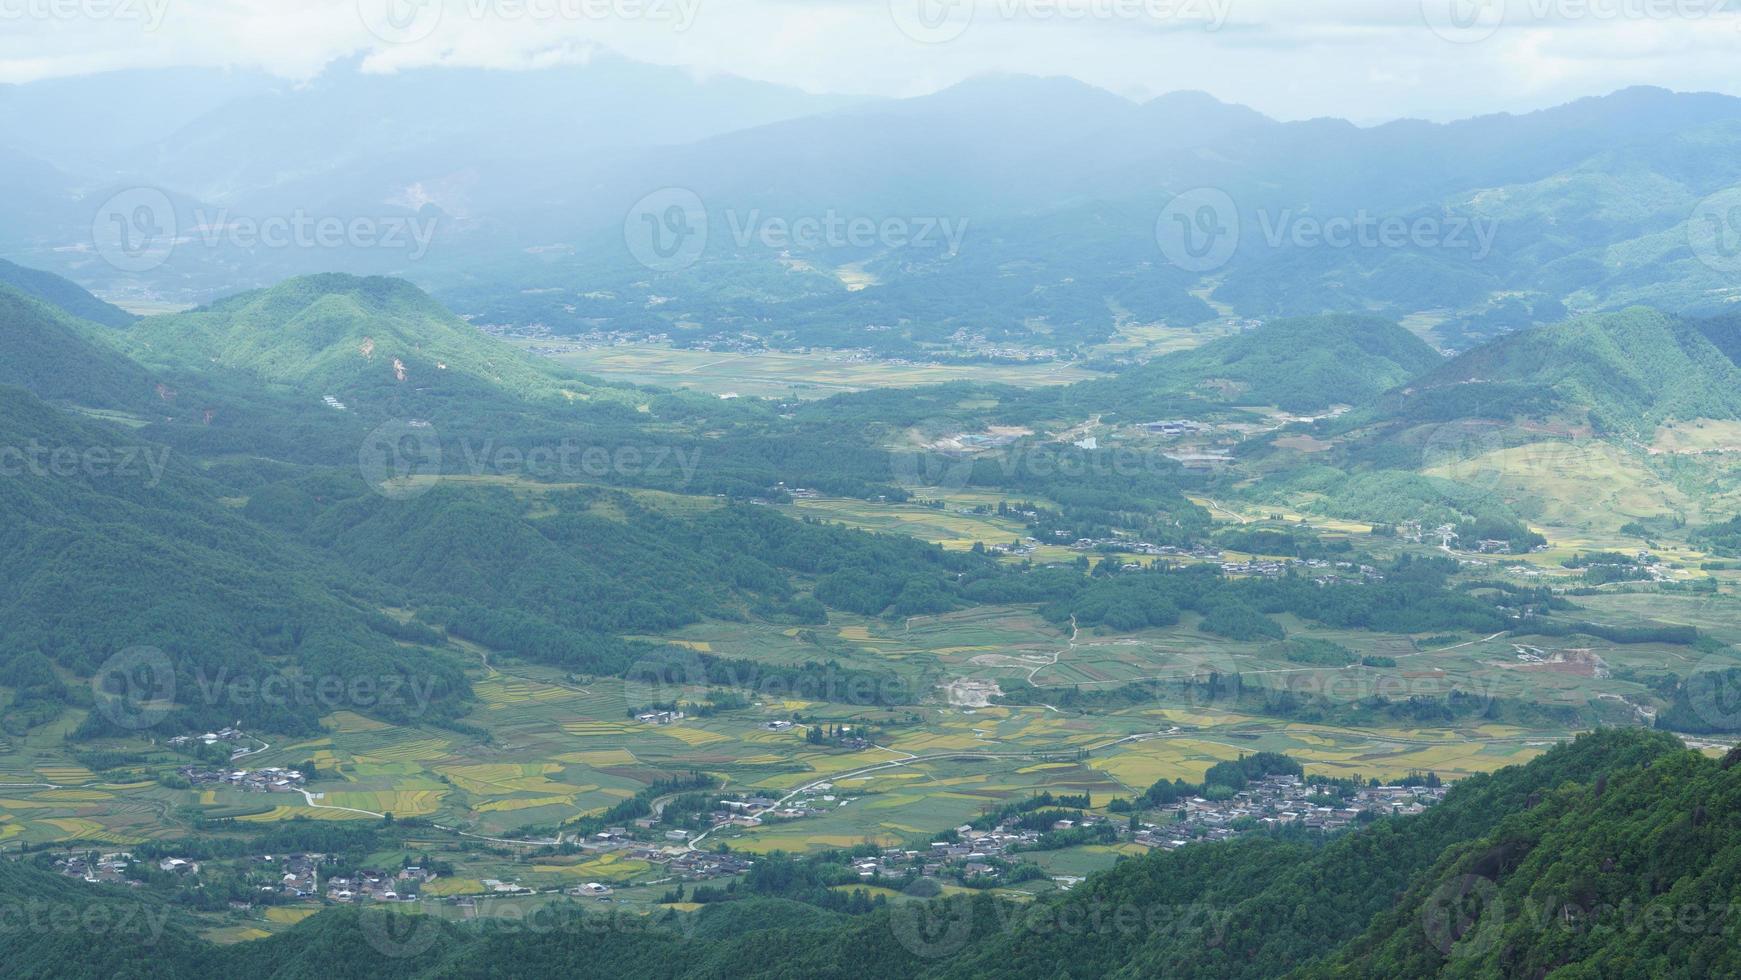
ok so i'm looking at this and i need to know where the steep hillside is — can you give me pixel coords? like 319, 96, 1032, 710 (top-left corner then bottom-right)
1391, 308, 1741, 435
0, 258, 135, 328
1693, 309, 1741, 366
1072, 314, 1443, 415
0, 284, 158, 410
0, 384, 469, 734
1308, 741, 1741, 977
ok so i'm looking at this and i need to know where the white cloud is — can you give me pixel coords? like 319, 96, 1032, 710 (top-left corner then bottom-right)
1, 0, 1739, 121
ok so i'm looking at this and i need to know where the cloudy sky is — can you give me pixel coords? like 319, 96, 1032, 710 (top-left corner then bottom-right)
3, 0, 1739, 122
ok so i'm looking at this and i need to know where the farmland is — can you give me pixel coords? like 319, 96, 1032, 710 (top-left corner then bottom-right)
515, 342, 1095, 400
5, 424, 1737, 939
0, 597, 1617, 860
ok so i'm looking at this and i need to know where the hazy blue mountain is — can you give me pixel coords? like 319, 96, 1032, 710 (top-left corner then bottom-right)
0, 67, 279, 171
127, 53, 864, 214
9, 65, 1741, 352
441, 81, 1741, 354
0, 145, 82, 249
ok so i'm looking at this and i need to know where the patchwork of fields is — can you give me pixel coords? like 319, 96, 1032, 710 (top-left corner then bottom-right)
2, 463, 1733, 920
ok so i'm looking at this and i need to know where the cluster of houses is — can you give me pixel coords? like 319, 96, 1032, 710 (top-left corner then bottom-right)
666, 850, 754, 880
942, 330, 1064, 363
712, 796, 783, 828
166, 727, 251, 755
925, 817, 1104, 881
1144, 420, 1211, 437
56, 852, 134, 885
1134, 775, 1449, 851
253, 853, 322, 898
1428, 524, 1548, 556
838, 814, 1118, 884
179, 765, 306, 793
326, 865, 435, 903
844, 777, 1453, 885
1219, 557, 1384, 584
634, 709, 686, 726
1064, 536, 1223, 560
578, 795, 820, 874
568, 830, 759, 882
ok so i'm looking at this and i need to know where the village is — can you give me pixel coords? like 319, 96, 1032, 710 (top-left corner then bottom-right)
43, 775, 1451, 916
874, 774, 1451, 886
1131, 774, 1449, 852
176, 765, 307, 793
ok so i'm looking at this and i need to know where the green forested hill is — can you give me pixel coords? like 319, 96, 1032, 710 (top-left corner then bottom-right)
1067, 314, 1443, 415
0, 861, 221, 980
1694, 309, 1741, 367
1393, 308, 1741, 435
1308, 741, 1741, 978
0, 284, 160, 410
121, 274, 604, 410
0, 257, 135, 329
0, 383, 470, 735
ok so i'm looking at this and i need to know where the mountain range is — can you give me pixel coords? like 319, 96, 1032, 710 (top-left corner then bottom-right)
5, 58, 1741, 355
